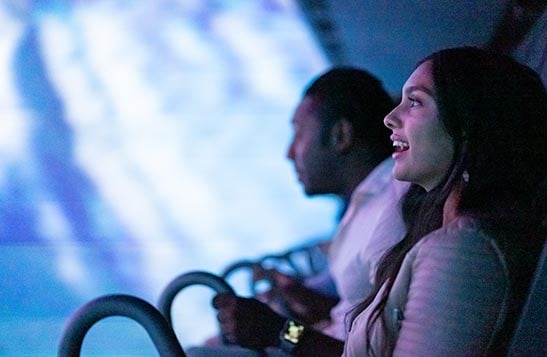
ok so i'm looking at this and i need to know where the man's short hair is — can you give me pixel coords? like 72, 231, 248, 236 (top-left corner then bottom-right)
303, 67, 394, 161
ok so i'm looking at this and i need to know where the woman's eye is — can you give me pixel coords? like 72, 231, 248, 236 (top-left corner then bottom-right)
408, 97, 420, 107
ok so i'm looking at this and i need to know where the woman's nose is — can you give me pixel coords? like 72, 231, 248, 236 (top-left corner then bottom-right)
383, 107, 399, 129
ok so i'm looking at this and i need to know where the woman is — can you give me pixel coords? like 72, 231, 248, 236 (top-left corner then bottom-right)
343, 47, 546, 356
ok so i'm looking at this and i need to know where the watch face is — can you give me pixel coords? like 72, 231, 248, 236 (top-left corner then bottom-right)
283, 320, 305, 344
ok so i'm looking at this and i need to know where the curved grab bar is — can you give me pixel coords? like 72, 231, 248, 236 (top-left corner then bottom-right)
221, 260, 260, 295
221, 260, 257, 280
158, 271, 235, 327
58, 294, 185, 357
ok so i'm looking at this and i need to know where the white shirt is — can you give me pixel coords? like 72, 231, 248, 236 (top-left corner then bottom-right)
320, 158, 408, 340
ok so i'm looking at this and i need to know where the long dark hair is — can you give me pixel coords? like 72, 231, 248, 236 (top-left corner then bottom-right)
351, 47, 547, 353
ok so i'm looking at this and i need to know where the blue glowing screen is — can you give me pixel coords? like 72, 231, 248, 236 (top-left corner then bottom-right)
0, 1, 337, 354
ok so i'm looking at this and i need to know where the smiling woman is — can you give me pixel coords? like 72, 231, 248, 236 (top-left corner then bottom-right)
0, 0, 336, 355
384, 60, 455, 192
342, 47, 546, 356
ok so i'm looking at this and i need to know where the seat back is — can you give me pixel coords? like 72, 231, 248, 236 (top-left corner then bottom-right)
507, 237, 547, 356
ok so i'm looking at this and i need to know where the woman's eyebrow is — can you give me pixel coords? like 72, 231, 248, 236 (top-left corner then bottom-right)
405, 85, 434, 97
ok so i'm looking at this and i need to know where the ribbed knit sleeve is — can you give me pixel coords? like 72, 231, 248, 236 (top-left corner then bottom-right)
392, 217, 509, 356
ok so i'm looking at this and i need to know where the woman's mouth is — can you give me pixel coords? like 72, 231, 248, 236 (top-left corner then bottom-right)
393, 140, 409, 153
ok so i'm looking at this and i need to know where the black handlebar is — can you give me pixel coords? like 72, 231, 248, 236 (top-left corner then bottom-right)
157, 270, 235, 326
58, 294, 186, 357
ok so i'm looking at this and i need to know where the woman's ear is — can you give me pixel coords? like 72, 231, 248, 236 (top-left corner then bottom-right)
330, 118, 353, 153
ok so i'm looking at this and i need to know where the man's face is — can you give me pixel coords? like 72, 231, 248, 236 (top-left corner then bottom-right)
287, 96, 338, 196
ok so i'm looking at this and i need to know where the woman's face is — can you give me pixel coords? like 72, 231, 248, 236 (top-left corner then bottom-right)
384, 60, 455, 191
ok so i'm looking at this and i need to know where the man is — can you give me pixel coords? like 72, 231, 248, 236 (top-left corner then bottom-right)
187, 67, 407, 356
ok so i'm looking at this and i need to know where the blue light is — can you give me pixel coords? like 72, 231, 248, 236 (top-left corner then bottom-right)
0, 0, 336, 354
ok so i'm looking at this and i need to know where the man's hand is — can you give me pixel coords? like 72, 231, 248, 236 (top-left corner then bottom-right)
253, 267, 338, 325
212, 293, 286, 349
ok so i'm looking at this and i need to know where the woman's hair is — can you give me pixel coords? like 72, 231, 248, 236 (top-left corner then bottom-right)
351, 47, 547, 352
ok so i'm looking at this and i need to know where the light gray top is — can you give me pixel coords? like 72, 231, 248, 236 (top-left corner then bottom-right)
343, 216, 510, 356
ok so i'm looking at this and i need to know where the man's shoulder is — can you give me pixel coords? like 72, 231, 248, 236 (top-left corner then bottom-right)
353, 158, 404, 198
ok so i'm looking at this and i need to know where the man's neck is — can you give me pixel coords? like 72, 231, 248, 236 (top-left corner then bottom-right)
337, 154, 383, 202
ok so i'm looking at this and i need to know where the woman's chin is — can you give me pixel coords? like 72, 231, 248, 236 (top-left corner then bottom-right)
392, 168, 409, 183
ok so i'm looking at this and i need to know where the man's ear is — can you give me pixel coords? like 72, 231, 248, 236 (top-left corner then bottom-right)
330, 118, 353, 153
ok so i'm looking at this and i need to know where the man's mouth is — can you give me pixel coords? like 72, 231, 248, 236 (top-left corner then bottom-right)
393, 140, 409, 153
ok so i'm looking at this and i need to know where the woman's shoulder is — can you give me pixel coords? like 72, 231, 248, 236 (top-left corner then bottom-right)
418, 215, 494, 247
387, 222, 513, 357
411, 216, 506, 269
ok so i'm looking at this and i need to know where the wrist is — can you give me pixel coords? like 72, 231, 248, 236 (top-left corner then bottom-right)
266, 314, 288, 347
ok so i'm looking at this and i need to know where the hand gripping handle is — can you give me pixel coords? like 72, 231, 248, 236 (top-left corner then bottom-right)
157, 270, 235, 327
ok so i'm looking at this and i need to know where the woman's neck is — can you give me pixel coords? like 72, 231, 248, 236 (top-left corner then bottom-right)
442, 183, 463, 225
